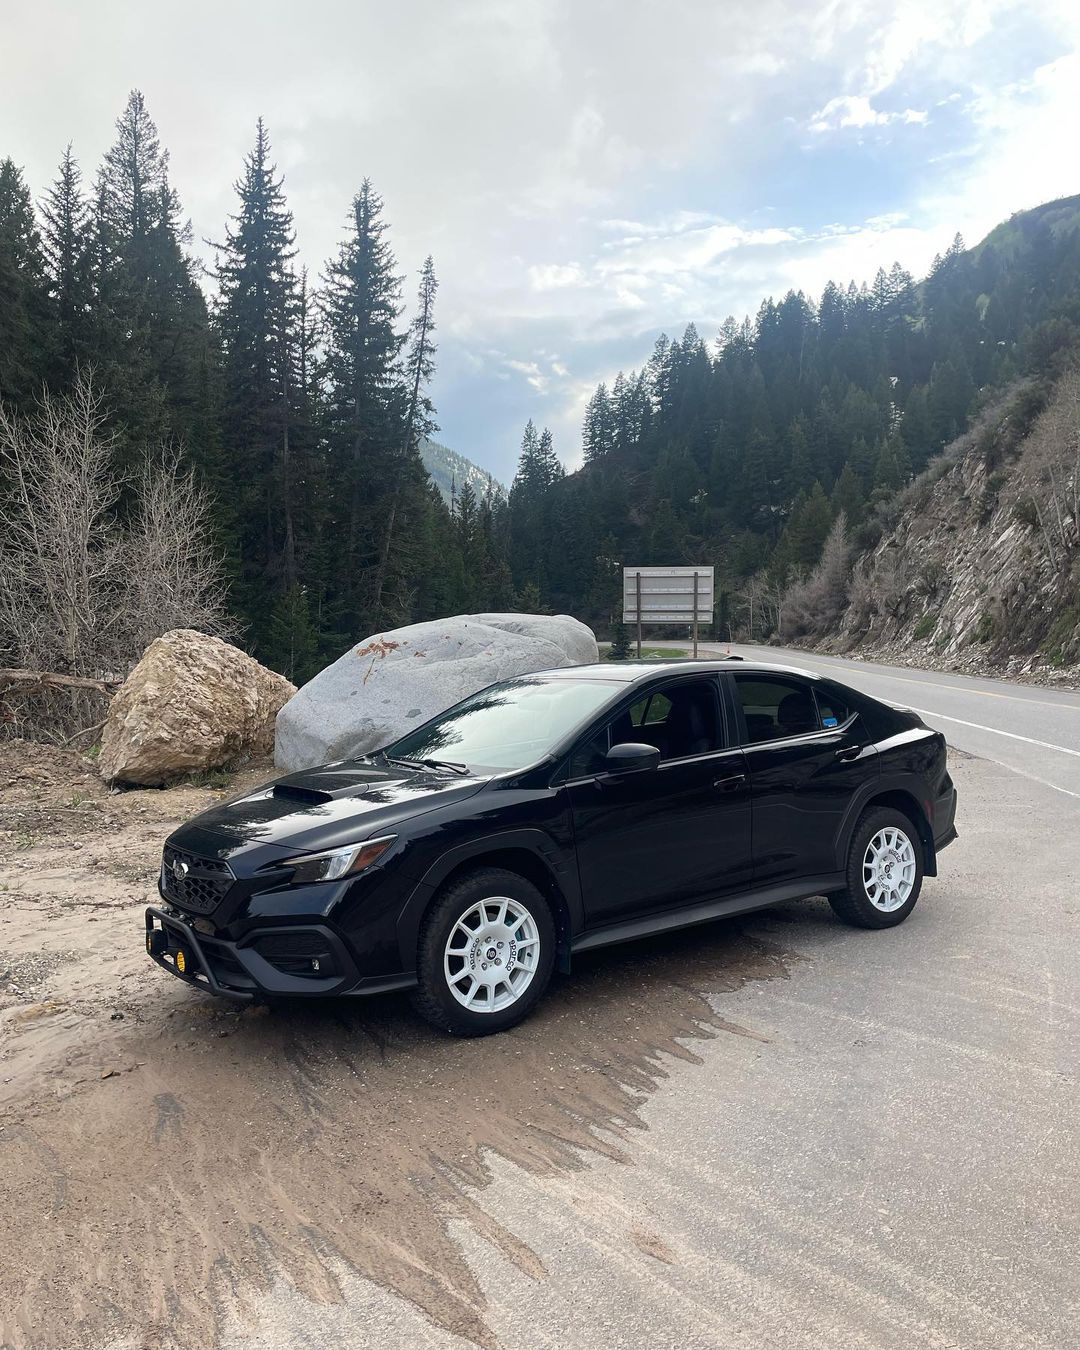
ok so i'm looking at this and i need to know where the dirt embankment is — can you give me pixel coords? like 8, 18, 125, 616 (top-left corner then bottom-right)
0, 741, 793, 1350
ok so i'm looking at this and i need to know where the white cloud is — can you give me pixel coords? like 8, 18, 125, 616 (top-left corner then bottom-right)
808, 94, 928, 133
2, 0, 1079, 480
528, 263, 587, 291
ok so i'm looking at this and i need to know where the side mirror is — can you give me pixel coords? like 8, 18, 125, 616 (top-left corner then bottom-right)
603, 742, 661, 776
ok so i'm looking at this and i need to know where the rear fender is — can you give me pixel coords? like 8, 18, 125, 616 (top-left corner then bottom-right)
835, 771, 938, 877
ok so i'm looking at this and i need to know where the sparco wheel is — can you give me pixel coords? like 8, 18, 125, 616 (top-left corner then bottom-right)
828, 806, 923, 929
412, 868, 556, 1036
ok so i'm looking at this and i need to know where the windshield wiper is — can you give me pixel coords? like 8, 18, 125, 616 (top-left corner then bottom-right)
385, 755, 469, 776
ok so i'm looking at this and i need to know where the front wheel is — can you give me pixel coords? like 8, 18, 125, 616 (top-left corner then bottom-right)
411, 868, 556, 1036
828, 807, 924, 929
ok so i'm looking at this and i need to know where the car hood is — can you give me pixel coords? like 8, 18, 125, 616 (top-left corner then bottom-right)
168, 759, 489, 863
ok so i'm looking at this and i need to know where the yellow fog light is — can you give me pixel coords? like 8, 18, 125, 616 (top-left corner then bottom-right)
175, 948, 188, 975
146, 932, 153, 954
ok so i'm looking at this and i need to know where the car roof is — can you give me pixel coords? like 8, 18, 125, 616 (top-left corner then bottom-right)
539, 658, 824, 684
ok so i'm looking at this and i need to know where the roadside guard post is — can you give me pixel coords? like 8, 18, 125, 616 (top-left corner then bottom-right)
622, 566, 715, 658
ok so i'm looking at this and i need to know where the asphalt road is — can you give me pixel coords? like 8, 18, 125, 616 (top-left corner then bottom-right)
216, 651, 1079, 1350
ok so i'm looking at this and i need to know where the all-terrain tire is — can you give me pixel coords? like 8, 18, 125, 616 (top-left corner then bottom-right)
411, 867, 556, 1036
828, 806, 924, 929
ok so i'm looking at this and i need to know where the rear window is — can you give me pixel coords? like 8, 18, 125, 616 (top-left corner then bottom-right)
734, 676, 820, 743
815, 692, 849, 728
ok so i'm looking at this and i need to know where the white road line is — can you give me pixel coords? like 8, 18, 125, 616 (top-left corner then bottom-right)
907, 706, 1080, 759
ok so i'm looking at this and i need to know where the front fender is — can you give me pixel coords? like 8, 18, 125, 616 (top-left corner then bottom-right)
394, 826, 582, 972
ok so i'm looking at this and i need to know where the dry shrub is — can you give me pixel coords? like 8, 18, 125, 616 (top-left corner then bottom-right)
781, 514, 852, 639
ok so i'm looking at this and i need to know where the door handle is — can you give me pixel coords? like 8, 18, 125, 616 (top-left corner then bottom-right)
713, 772, 747, 791
834, 745, 862, 762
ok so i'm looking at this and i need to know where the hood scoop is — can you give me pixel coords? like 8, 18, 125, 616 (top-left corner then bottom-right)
270, 765, 407, 804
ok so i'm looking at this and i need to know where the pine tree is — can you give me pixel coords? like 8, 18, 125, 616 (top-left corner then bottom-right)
0, 158, 52, 405
582, 383, 614, 462
372, 254, 438, 620
777, 482, 833, 572
320, 179, 405, 630
508, 422, 563, 601
213, 118, 299, 637
536, 427, 563, 486
830, 461, 864, 524
609, 619, 632, 661
39, 145, 93, 383
93, 90, 214, 460
264, 585, 319, 683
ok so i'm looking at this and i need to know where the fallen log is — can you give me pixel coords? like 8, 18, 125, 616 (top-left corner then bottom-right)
0, 668, 122, 696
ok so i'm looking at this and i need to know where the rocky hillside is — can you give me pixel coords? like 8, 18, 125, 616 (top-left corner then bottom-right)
828, 373, 1080, 676
419, 438, 505, 506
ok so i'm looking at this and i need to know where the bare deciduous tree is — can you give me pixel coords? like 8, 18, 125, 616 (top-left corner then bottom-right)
123, 447, 234, 657
0, 378, 125, 677
0, 374, 233, 739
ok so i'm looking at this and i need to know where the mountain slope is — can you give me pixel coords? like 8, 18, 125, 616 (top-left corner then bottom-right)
825, 373, 1080, 673
420, 438, 505, 506
509, 190, 1080, 640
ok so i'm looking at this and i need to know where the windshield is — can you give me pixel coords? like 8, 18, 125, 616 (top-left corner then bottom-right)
384, 675, 620, 773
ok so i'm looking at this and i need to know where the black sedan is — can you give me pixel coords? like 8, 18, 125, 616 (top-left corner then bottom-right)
146, 659, 957, 1035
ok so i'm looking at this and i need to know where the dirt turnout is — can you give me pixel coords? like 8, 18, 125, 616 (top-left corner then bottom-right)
0, 741, 792, 1349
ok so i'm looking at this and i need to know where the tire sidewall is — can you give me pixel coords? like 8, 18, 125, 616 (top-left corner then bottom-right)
416, 869, 556, 1035
845, 808, 924, 928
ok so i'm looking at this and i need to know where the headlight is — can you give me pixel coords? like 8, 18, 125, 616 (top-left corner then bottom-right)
284, 835, 397, 884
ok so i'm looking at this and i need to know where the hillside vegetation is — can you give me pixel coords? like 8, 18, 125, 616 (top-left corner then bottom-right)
419, 438, 505, 507
510, 194, 1080, 642
4, 84, 1080, 704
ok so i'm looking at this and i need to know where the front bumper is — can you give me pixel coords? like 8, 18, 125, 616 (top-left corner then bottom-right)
145, 906, 364, 999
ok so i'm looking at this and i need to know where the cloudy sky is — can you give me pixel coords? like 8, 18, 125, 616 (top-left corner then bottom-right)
3, 1, 1079, 481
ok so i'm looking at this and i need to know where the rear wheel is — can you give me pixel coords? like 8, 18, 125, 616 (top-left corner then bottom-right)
828, 807, 923, 929
412, 868, 556, 1036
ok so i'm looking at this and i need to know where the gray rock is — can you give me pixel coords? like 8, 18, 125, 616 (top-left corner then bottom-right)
274, 612, 599, 771
468, 613, 599, 665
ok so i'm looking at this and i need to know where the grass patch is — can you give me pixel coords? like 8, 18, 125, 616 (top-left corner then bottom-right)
913, 613, 937, 641
186, 767, 235, 790
602, 643, 685, 660
1042, 605, 1080, 666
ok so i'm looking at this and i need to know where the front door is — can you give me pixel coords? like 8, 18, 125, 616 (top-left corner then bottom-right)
564, 676, 753, 928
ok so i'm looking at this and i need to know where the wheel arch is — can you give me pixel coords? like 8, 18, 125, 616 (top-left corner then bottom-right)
397, 831, 579, 974
856, 787, 937, 876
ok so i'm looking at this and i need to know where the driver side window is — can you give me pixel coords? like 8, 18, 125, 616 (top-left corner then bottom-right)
567, 678, 722, 778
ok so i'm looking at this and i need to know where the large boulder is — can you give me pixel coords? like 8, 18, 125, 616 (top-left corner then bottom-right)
275, 612, 599, 772
99, 629, 296, 786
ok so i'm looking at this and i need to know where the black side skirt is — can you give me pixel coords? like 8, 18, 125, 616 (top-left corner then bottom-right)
572, 874, 846, 955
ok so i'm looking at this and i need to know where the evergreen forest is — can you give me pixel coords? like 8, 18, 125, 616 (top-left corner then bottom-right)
3, 90, 1080, 681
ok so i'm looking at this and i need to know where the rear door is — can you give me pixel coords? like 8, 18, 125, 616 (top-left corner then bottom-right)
564, 674, 753, 927
727, 673, 878, 885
